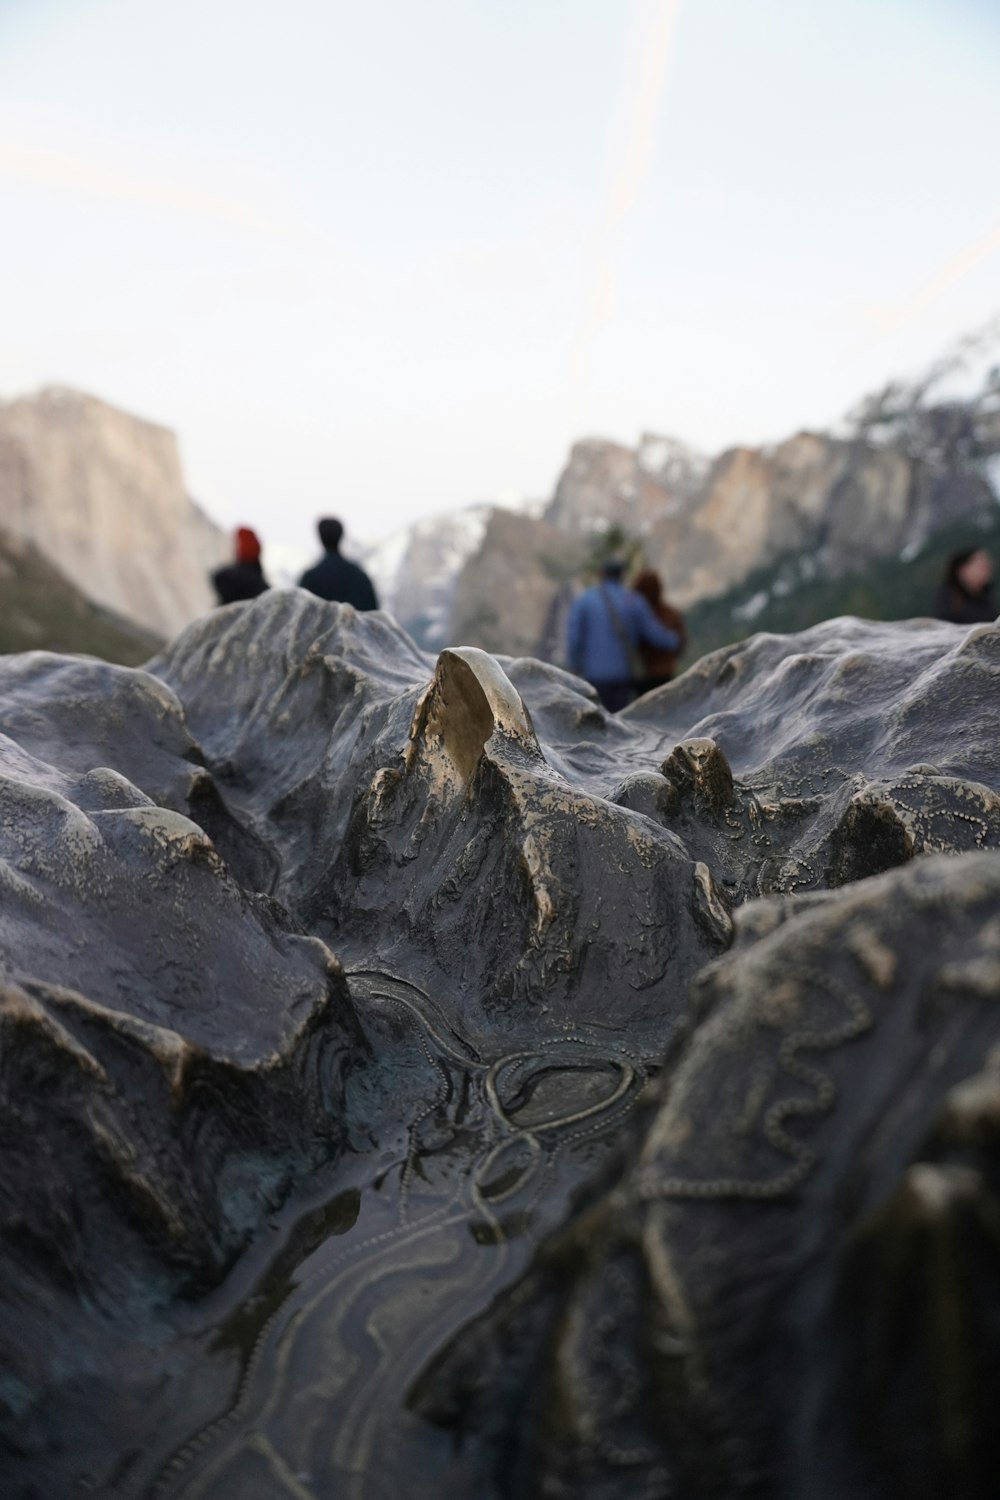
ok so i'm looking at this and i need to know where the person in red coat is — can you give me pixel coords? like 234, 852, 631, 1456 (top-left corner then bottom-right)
211, 527, 270, 605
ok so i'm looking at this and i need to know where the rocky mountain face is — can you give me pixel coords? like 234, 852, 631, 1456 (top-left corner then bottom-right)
644, 430, 995, 609
364, 499, 587, 662
461, 433, 992, 668
0, 387, 228, 638
448, 506, 588, 659
437, 436, 706, 656
384, 419, 996, 667
543, 433, 708, 535
9, 350, 991, 666
362, 504, 496, 650
385, 340, 1000, 661
2, 596, 999, 1497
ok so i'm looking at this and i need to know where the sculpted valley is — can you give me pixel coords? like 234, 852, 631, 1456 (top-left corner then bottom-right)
1, 591, 999, 1499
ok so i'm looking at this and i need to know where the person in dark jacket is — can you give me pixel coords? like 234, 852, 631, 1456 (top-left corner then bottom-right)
566, 558, 681, 712
632, 568, 687, 692
211, 526, 270, 605
934, 547, 996, 625
298, 517, 379, 611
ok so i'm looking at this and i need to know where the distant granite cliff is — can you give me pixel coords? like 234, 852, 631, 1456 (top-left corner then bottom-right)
543, 433, 708, 535
0, 387, 228, 637
397, 340, 1000, 659
362, 505, 496, 650
542, 422, 995, 604
448, 507, 588, 659
441, 428, 994, 662
6, 342, 994, 664
644, 430, 995, 608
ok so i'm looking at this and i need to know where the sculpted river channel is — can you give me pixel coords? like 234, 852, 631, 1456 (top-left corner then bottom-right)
143, 974, 645, 1500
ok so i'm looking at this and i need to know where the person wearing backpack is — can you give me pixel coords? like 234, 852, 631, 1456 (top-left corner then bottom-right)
566, 557, 681, 713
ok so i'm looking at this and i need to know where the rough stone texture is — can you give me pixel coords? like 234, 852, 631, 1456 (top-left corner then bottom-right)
147, 593, 723, 1056
0, 647, 363, 1494
0, 387, 227, 636
0, 595, 998, 1498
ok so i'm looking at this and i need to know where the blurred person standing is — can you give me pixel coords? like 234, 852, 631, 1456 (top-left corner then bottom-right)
211, 526, 270, 605
934, 547, 997, 624
632, 568, 687, 693
298, 517, 379, 611
566, 557, 681, 713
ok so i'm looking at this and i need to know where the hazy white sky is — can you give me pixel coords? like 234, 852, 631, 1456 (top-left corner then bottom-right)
1, 0, 998, 555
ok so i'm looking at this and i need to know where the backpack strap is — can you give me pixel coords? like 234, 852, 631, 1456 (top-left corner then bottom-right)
600, 584, 643, 680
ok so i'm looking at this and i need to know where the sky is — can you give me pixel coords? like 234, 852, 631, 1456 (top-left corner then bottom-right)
1, 0, 999, 558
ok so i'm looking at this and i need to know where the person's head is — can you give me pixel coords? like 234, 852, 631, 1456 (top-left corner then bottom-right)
234, 526, 261, 564
600, 556, 626, 581
946, 546, 993, 594
632, 568, 663, 605
318, 517, 344, 552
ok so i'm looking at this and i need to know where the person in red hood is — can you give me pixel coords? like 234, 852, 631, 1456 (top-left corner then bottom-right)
211, 527, 271, 606
632, 568, 687, 693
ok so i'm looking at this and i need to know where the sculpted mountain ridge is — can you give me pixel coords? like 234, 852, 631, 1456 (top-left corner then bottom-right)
0, 592, 998, 1498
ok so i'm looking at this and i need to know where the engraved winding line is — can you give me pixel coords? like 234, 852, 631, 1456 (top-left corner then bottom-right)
151, 1209, 471, 1500
148, 977, 647, 1498
486, 1053, 635, 1134
636, 967, 873, 1203
146, 985, 473, 1498
346, 970, 485, 1066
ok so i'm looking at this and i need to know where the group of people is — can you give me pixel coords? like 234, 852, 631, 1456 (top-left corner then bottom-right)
564, 543, 997, 713
211, 517, 379, 611
211, 518, 995, 719
565, 557, 687, 712
213, 520, 687, 713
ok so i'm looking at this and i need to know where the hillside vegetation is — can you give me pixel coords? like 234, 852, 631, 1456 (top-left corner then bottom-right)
0, 530, 162, 664
682, 507, 1000, 662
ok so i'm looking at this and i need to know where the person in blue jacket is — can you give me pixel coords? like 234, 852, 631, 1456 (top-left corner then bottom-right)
566, 557, 682, 712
